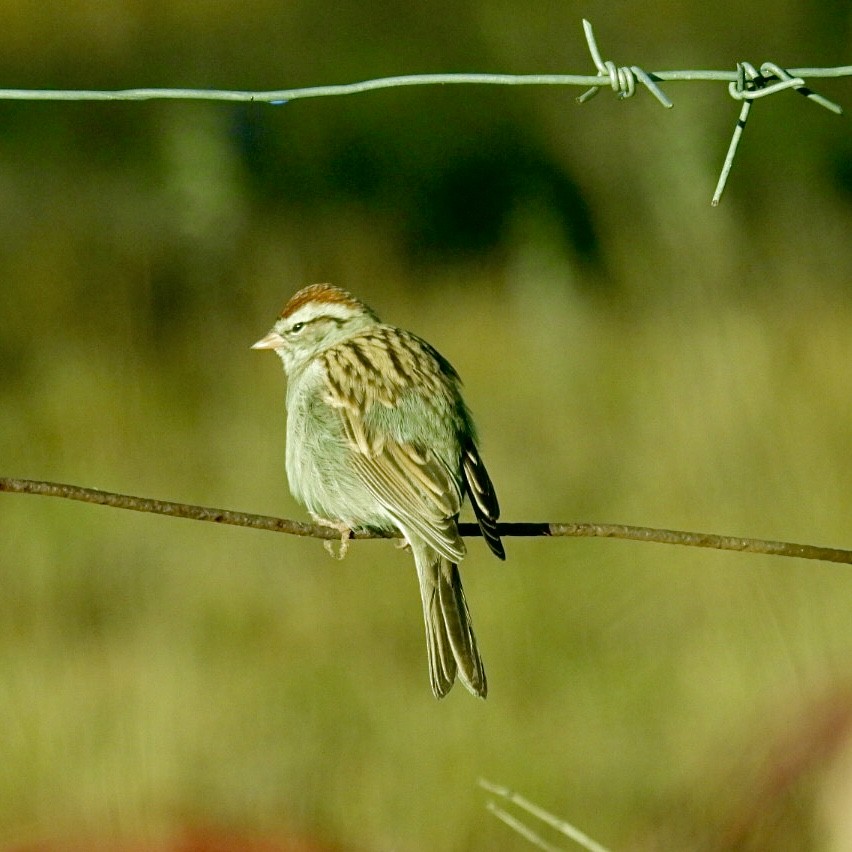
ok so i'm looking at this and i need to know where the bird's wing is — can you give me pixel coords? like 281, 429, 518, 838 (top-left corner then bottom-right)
347, 437, 466, 562
320, 329, 467, 562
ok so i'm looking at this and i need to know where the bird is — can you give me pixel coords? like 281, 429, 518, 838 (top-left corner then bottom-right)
252, 283, 504, 699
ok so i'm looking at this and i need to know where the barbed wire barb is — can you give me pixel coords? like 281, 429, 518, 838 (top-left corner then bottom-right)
2, 477, 851, 566
713, 63, 757, 206
712, 60, 843, 205
576, 18, 673, 108
752, 62, 842, 113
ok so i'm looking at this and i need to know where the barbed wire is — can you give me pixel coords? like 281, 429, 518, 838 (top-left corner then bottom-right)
2, 477, 850, 566
0, 20, 846, 204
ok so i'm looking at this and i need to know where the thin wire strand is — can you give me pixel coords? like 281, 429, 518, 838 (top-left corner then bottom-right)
0, 15, 846, 104
2, 478, 850, 566
0, 67, 846, 104
0, 19, 846, 205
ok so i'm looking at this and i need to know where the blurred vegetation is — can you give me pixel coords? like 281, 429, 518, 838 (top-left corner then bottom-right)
0, 1, 851, 850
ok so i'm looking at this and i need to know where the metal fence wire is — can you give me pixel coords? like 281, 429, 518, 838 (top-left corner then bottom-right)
0, 20, 847, 203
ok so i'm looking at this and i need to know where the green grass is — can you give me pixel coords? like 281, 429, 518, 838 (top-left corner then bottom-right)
2, 270, 851, 848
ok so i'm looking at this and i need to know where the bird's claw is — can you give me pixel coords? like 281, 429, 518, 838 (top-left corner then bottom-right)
323, 532, 352, 560
312, 516, 353, 560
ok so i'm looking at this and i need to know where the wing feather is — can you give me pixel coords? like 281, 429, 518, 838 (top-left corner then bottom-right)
462, 441, 505, 560
349, 446, 466, 562
319, 326, 498, 563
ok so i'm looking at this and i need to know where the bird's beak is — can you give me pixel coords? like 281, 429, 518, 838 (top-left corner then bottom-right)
252, 331, 286, 350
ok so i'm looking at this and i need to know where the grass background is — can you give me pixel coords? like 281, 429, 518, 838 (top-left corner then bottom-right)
0, 2, 851, 849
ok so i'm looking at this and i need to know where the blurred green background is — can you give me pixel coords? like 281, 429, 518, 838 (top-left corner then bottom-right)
0, 1, 851, 849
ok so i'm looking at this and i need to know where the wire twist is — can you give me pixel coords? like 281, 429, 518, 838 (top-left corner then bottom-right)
713, 59, 842, 205
576, 19, 673, 108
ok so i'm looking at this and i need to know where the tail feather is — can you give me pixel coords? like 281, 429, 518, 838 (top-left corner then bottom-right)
438, 560, 487, 697
414, 541, 487, 699
423, 607, 456, 698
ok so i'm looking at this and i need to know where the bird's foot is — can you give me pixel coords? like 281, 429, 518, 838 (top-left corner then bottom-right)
312, 516, 353, 560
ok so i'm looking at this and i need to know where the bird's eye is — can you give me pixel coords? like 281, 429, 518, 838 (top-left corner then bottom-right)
290, 322, 305, 334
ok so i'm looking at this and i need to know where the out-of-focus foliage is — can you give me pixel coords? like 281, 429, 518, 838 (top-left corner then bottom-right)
0, 2, 850, 850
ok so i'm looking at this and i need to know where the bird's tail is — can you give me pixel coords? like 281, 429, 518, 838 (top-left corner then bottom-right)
413, 543, 487, 699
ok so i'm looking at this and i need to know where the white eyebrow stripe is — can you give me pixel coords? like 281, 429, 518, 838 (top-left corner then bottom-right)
283, 302, 355, 327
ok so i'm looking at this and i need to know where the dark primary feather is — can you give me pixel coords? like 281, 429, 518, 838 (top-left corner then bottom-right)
462, 442, 505, 560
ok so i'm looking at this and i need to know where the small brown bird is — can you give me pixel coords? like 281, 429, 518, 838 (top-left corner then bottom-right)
254, 284, 504, 698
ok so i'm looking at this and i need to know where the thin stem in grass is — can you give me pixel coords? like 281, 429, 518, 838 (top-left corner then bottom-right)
481, 778, 612, 852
